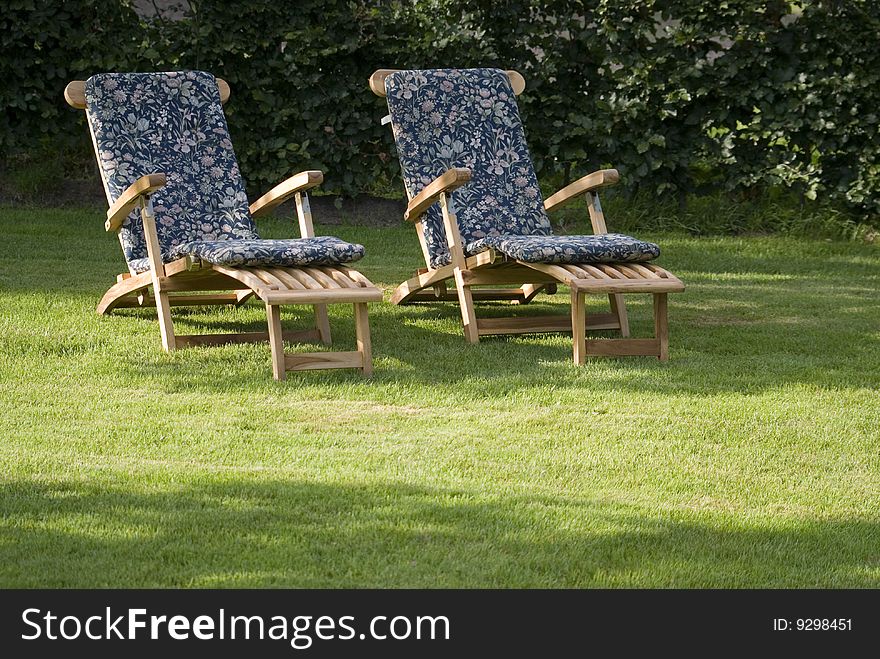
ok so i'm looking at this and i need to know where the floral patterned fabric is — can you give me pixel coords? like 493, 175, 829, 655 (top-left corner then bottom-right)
127, 237, 365, 273
466, 233, 660, 265
85, 71, 363, 273
385, 68, 552, 268
384, 68, 660, 269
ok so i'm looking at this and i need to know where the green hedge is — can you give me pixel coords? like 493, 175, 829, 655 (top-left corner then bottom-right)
3, 0, 879, 221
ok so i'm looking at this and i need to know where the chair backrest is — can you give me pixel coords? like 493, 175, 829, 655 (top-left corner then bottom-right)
383, 68, 551, 268
83, 71, 259, 269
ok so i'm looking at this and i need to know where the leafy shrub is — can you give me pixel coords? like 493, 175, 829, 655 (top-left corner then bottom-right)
2, 0, 878, 229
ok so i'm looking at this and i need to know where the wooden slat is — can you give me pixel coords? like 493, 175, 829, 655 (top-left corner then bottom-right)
264, 288, 383, 305
250, 268, 286, 290
595, 264, 628, 279
400, 288, 531, 303
322, 267, 360, 288
562, 264, 591, 279
582, 312, 622, 330
629, 263, 662, 279
478, 316, 572, 334
174, 328, 322, 348
284, 268, 324, 290
302, 267, 341, 289
391, 256, 553, 305
460, 268, 557, 285
644, 264, 672, 278
121, 292, 246, 309
476, 312, 620, 335
615, 264, 643, 279
210, 264, 272, 295
585, 338, 661, 357
158, 273, 250, 292
572, 279, 685, 294
285, 351, 364, 371
266, 268, 306, 290
579, 264, 612, 280
338, 267, 374, 288
518, 262, 576, 284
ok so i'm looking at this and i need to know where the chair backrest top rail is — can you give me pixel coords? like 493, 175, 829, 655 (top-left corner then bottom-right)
369, 68, 525, 97
64, 77, 231, 109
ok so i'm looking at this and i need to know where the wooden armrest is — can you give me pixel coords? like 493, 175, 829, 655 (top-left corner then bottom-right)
249, 170, 323, 219
543, 169, 620, 213
404, 168, 472, 221
105, 173, 166, 231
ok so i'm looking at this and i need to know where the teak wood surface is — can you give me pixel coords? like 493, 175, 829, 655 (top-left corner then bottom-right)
66, 76, 382, 380
371, 68, 686, 362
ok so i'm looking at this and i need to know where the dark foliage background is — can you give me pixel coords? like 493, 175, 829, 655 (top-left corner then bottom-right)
2, 0, 878, 222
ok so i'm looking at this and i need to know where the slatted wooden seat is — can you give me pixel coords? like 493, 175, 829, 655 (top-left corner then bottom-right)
525, 261, 684, 361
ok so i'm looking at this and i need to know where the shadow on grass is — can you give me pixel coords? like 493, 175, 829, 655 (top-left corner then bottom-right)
1, 479, 877, 588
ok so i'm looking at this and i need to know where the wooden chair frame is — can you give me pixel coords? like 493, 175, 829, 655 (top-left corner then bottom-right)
370, 69, 684, 362
66, 78, 382, 380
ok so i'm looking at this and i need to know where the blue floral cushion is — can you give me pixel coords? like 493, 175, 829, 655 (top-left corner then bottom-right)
384, 68, 661, 270
465, 234, 660, 265
385, 68, 552, 269
85, 71, 261, 271
85, 70, 363, 276
127, 237, 365, 273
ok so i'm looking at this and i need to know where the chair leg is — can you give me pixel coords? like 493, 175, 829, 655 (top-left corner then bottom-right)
156, 290, 176, 351
453, 267, 480, 344
571, 289, 586, 365
654, 293, 669, 361
266, 303, 286, 381
354, 302, 373, 377
609, 293, 630, 337
314, 304, 332, 345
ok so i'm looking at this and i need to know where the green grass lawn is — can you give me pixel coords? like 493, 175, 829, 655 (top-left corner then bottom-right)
1, 206, 878, 588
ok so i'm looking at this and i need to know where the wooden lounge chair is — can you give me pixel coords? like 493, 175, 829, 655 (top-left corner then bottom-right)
66, 70, 381, 379
369, 68, 684, 362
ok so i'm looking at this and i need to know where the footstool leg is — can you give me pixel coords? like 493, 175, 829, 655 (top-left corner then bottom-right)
354, 302, 373, 377
571, 289, 586, 365
266, 302, 286, 380
654, 293, 669, 361
314, 304, 332, 345
609, 293, 630, 337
